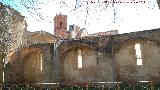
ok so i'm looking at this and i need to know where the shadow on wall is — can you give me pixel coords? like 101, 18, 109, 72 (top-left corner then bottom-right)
5, 47, 43, 84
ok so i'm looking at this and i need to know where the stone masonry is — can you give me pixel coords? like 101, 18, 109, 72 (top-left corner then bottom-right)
6, 28, 160, 84
1, 2, 160, 87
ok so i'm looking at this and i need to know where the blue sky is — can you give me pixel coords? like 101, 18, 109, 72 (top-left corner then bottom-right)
1, 0, 160, 34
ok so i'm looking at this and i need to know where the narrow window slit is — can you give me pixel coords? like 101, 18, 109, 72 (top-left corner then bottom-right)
40, 53, 43, 71
78, 49, 82, 69
135, 44, 142, 65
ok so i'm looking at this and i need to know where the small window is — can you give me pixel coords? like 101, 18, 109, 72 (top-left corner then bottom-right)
40, 53, 43, 71
3, 71, 4, 82
135, 44, 142, 65
78, 49, 82, 69
60, 22, 63, 27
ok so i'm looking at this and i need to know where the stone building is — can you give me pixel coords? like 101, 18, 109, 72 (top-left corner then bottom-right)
1, 2, 160, 89
54, 14, 68, 38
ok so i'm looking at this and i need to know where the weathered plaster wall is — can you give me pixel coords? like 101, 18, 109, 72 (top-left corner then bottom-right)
6, 43, 57, 83
97, 53, 113, 82
62, 46, 113, 83
114, 33, 160, 81
115, 41, 140, 81
20, 44, 57, 83
63, 47, 97, 82
23, 48, 42, 82
5, 47, 43, 83
140, 41, 160, 81
41, 45, 55, 83
60, 29, 160, 82
115, 41, 160, 81
5, 50, 20, 83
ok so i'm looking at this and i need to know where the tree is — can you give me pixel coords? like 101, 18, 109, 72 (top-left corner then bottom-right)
157, 0, 160, 9
0, 0, 118, 26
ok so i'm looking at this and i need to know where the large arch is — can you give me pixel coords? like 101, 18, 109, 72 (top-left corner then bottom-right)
60, 43, 114, 83
30, 31, 57, 44
22, 48, 43, 83
59, 40, 97, 54
114, 38, 160, 81
6, 46, 43, 83
62, 46, 98, 83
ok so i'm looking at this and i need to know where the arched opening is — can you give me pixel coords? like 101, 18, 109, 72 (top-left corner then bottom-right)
22, 48, 43, 83
115, 39, 160, 81
63, 46, 97, 82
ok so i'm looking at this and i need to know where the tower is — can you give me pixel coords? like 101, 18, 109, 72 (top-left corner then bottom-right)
54, 14, 68, 38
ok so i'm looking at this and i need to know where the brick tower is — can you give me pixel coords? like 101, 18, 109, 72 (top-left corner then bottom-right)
54, 14, 68, 38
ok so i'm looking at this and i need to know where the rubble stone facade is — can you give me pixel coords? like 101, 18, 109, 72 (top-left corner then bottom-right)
5, 28, 160, 84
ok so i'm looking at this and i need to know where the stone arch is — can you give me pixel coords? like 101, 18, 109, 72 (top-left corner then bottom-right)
59, 40, 97, 55
5, 49, 20, 83
7, 46, 43, 83
114, 37, 160, 53
61, 46, 98, 83
6, 43, 53, 83
21, 47, 43, 83
114, 37, 160, 81
30, 31, 57, 44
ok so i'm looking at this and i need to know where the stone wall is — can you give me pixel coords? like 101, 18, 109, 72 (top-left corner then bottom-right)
114, 38, 160, 81
0, 3, 28, 63
0, 3, 59, 84
113, 29, 160, 81
54, 14, 68, 38
29, 31, 57, 44
22, 48, 42, 82
6, 28, 160, 84
2, 0, 160, 83
63, 47, 98, 82
59, 28, 160, 82
0, 3, 28, 89
60, 45, 113, 83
